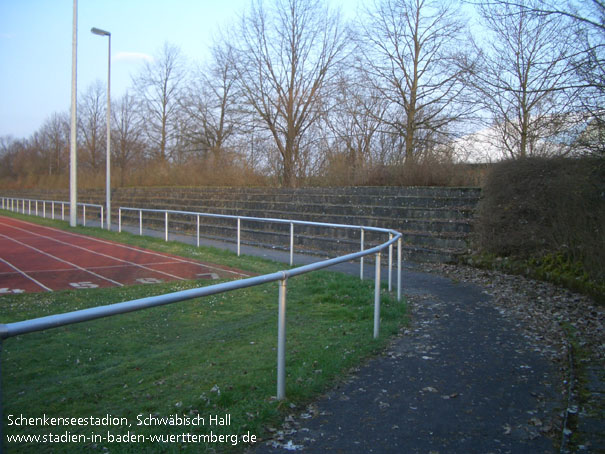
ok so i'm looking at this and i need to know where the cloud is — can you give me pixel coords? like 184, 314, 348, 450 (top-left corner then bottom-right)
113, 52, 154, 63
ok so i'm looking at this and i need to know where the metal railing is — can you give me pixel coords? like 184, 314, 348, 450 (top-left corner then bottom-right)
0, 198, 403, 450
1, 197, 104, 228
118, 206, 401, 293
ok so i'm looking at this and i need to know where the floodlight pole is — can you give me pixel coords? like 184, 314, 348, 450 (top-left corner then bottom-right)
91, 27, 112, 230
69, 0, 78, 227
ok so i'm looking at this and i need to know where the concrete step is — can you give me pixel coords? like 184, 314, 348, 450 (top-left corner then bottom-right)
118, 208, 473, 241
3, 186, 481, 264
113, 199, 476, 224
116, 194, 478, 212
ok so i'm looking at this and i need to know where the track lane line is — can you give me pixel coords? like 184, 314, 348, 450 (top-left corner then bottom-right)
0, 232, 124, 287
0, 221, 188, 282
0, 216, 250, 277
0, 256, 52, 292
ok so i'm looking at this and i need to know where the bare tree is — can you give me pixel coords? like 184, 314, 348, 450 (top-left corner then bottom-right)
471, 0, 604, 32
11, 135, 46, 180
358, 0, 472, 166
563, 0, 604, 154
229, 0, 347, 187
0, 135, 22, 181
470, 0, 580, 159
324, 70, 390, 182
133, 43, 186, 163
180, 44, 238, 162
78, 81, 106, 171
38, 112, 70, 176
112, 92, 145, 185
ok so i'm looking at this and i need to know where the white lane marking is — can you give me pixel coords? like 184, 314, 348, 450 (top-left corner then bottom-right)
0, 288, 25, 294
0, 232, 124, 287
0, 256, 52, 292
0, 216, 250, 277
136, 277, 163, 284
70, 281, 100, 289
0, 221, 186, 281
197, 273, 220, 280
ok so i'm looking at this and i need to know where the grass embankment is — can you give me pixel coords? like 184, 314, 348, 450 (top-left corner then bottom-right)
0, 212, 407, 453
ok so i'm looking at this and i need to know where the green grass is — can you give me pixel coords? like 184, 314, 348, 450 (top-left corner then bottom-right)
0, 211, 407, 453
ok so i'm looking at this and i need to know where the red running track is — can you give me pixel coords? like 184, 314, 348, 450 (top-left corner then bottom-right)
0, 215, 251, 294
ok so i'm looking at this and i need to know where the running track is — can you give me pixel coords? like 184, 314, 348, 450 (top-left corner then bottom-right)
0, 215, 251, 294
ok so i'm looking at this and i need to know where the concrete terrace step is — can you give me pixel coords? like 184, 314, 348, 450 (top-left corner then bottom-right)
118, 214, 462, 264
117, 192, 479, 210
113, 185, 481, 198
3, 186, 481, 263
114, 199, 476, 223
118, 207, 473, 238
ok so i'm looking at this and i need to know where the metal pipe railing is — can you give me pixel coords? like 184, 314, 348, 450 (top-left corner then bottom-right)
117, 206, 397, 277
0, 196, 404, 434
1, 197, 104, 229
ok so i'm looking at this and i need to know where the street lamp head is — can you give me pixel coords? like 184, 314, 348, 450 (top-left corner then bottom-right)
91, 27, 110, 36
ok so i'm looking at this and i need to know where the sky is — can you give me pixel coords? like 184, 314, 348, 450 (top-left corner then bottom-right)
0, 0, 358, 140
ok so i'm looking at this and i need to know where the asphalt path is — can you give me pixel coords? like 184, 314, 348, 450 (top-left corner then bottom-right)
115, 223, 564, 453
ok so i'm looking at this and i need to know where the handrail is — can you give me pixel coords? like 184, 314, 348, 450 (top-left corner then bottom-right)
118, 206, 401, 292
1, 196, 104, 229
0, 197, 403, 409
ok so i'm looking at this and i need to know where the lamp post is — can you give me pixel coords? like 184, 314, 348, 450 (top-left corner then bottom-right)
91, 27, 111, 230
69, 0, 78, 227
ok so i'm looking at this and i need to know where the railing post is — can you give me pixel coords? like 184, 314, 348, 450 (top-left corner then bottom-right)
277, 278, 287, 400
397, 237, 402, 302
43, 201, 46, 218
197, 215, 200, 248
52, 201, 55, 219
237, 217, 241, 256
83, 205, 86, 227
374, 251, 381, 339
118, 208, 122, 232
62, 202, 65, 220
289, 223, 294, 266
139, 210, 143, 236
360, 228, 364, 280
165, 211, 168, 242
388, 233, 393, 292
35, 200, 38, 216
101, 206, 104, 230
29, 200, 31, 215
